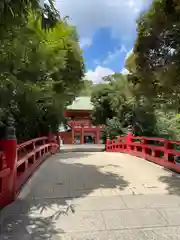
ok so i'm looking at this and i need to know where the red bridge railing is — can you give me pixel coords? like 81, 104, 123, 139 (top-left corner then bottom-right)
0, 131, 59, 209
106, 133, 180, 173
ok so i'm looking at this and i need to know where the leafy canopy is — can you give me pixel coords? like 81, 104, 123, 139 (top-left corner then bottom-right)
133, 0, 180, 104
0, 4, 85, 141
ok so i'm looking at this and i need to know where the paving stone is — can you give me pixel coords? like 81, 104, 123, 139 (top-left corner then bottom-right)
122, 195, 180, 209
69, 179, 86, 191
72, 196, 126, 211
100, 188, 134, 196
0, 214, 56, 235
1, 151, 180, 239
158, 208, 180, 225
53, 211, 106, 232
102, 209, 167, 230
145, 188, 169, 195
0, 198, 73, 218
50, 186, 71, 198
55, 231, 114, 240
0, 200, 31, 221
113, 229, 147, 240
27, 187, 56, 198
69, 189, 102, 198
142, 227, 180, 240
0, 234, 32, 240
2, 228, 180, 240
113, 227, 180, 240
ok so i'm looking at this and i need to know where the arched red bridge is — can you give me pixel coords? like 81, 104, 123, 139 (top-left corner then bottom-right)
1, 129, 180, 239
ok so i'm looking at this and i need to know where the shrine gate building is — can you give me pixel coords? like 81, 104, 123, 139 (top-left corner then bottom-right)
59, 97, 103, 144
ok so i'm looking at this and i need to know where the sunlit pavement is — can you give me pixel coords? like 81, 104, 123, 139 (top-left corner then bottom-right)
1, 148, 180, 239
60, 144, 105, 152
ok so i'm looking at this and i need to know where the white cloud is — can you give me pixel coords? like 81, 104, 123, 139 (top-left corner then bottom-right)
93, 46, 132, 68
86, 66, 114, 84
102, 45, 128, 65
121, 68, 129, 75
126, 0, 136, 8
56, 0, 146, 42
80, 38, 92, 49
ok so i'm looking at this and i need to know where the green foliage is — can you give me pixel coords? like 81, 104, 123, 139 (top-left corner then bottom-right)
79, 79, 93, 96
91, 83, 115, 125
0, 6, 85, 141
90, 0, 180, 141
0, 0, 59, 34
123, 0, 180, 140
133, 0, 180, 103
125, 51, 137, 74
155, 111, 180, 140
105, 117, 125, 139
91, 73, 157, 138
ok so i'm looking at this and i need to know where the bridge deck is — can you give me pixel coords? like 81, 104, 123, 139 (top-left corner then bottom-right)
1, 150, 180, 239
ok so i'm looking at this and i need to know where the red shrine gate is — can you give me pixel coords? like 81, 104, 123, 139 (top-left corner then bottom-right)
59, 98, 103, 145
68, 119, 102, 145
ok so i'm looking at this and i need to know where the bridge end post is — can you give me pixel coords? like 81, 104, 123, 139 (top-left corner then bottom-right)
3, 116, 17, 206
126, 126, 133, 153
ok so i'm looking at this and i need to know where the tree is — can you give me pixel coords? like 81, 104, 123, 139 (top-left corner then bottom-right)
91, 83, 115, 125
90, 0, 180, 140
0, 0, 59, 34
91, 73, 157, 138
125, 51, 137, 74
133, 0, 180, 104
105, 117, 125, 139
122, 0, 180, 140
79, 80, 93, 96
0, 9, 85, 141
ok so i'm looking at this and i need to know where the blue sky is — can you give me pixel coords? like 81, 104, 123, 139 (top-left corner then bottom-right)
56, 0, 151, 83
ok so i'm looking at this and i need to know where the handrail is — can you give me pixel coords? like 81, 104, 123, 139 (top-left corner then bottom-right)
0, 134, 59, 209
17, 136, 48, 150
106, 135, 180, 173
131, 136, 166, 141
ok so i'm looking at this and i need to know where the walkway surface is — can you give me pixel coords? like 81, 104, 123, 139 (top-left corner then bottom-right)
1, 146, 180, 239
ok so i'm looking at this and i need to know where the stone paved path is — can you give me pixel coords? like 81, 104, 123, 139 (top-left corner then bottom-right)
1, 150, 180, 239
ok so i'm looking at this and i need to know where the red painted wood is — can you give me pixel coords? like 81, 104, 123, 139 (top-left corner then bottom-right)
59, 126, 102, 144
63, 109, 103, 144
0, 136, 17, 209
65, 110, 91, 118
0, 135, 59, 210
95, 127, 100, 144
80, 128, 84, 144
59, 132, 72, 144
106, 135, 180, 173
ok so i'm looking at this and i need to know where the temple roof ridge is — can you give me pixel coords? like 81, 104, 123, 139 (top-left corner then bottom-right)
67, 96, 93, 111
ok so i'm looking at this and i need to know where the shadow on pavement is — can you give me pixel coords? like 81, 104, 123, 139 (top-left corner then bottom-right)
0, 151, 129, 239
159, 168, 180, 196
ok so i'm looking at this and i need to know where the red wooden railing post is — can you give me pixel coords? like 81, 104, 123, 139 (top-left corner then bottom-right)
4, 117, 17, 205
126, 126, 133, 153
80, 126, 84, 144
105, 132, 180, 173
164, 139, 170, 161
48, 127, 53, 153
142, 138, 147, 159
56, 132, 60, 152
106, 139, 110, 151
95, 126, 100, 144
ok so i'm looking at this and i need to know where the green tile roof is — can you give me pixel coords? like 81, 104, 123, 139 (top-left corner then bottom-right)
67, 97, 93, 110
